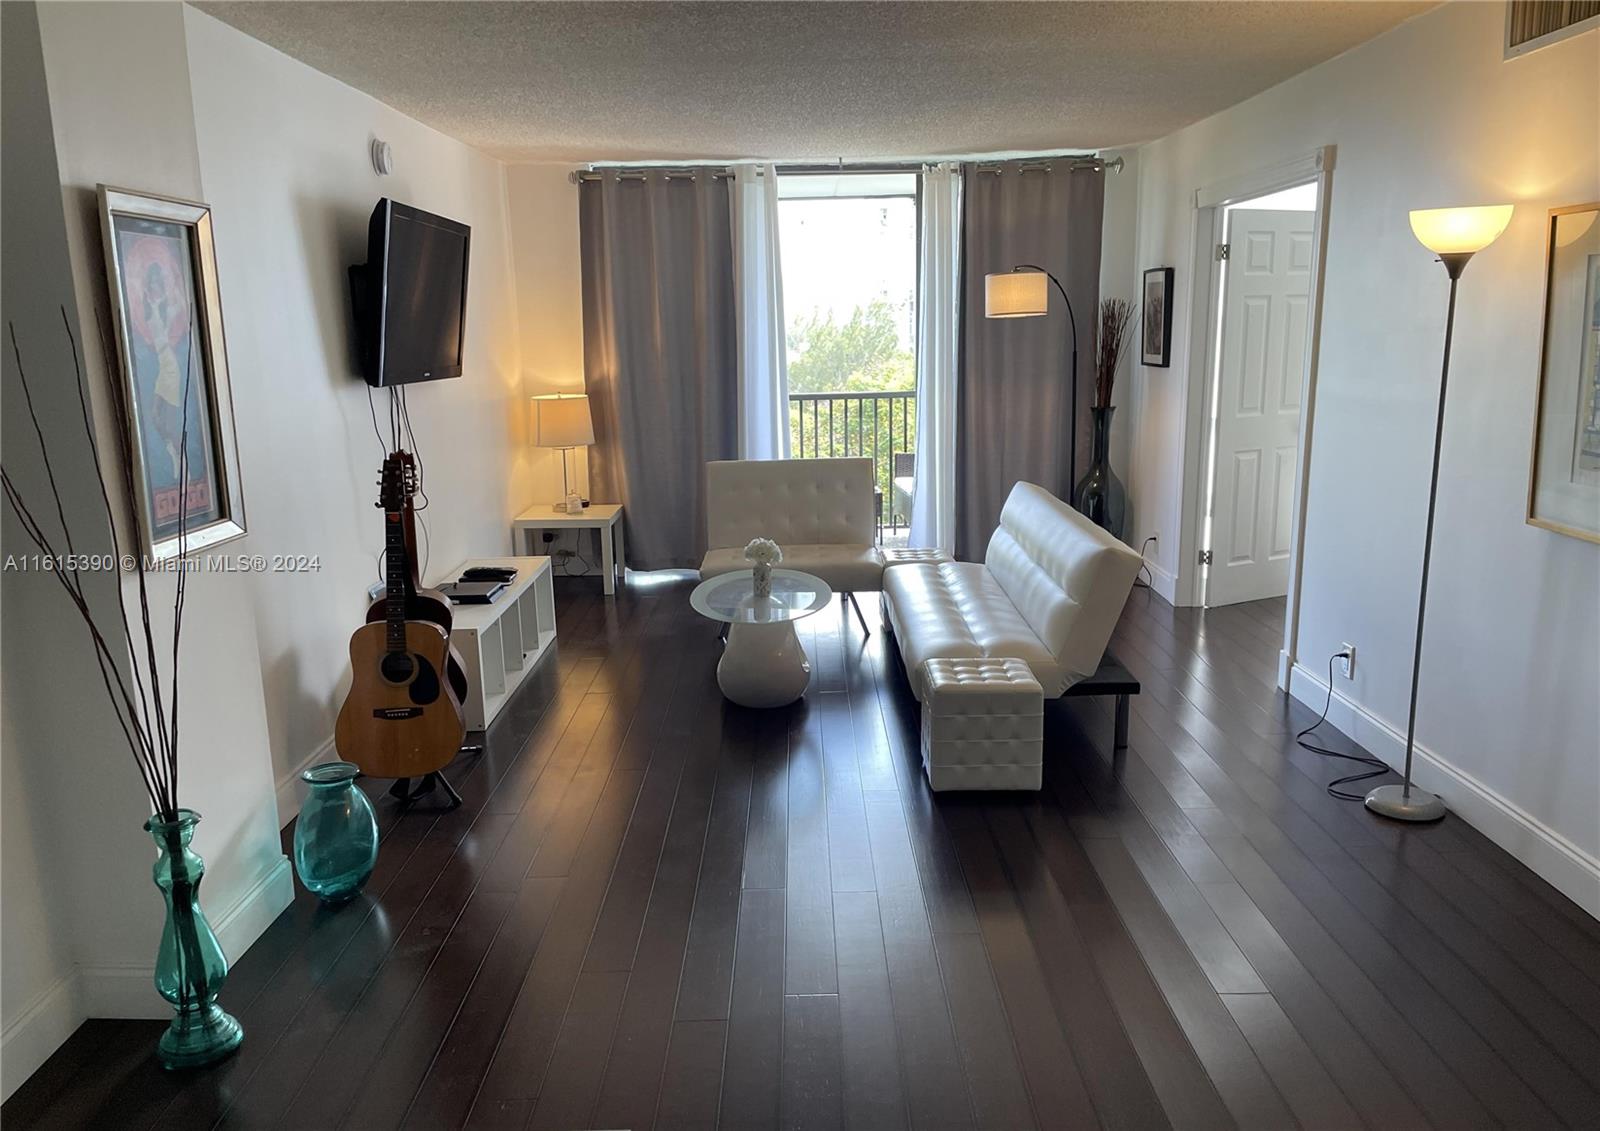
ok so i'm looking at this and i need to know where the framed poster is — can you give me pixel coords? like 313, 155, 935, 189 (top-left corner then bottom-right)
98, 186, 246, 560
1527, 202, 1600, 543
1142, 267, 1174, 367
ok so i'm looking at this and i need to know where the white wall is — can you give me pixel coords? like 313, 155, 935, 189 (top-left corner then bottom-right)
1098, 147, 1142, 499
1120, 2, 1599, 911
505, 164, 602, 570
507, 164, 586, 501
20, 0, 290, 1046
180, 6, 528, 805
5, 0, 539, 1092
0, 2, 140, 1097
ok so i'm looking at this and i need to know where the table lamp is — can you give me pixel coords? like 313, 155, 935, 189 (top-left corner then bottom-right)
1366, 203, 1512, 822
532, 393, 594, 513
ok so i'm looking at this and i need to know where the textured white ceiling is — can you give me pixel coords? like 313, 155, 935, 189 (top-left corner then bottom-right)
196, 1, 1432, 163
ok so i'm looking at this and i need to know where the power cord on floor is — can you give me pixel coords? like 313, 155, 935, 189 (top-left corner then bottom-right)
553, 539, 594, 577
1131, 536, 1157, 589
1297, 650, 1391, 801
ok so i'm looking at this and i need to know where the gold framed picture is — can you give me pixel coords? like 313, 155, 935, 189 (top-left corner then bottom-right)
98, 186, 247, 560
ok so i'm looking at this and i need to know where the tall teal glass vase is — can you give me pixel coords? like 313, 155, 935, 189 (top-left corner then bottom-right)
146, 810, 244, 1069
293, 762, 378, 902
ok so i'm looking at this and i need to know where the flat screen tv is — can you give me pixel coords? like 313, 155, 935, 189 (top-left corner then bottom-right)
350, 199, 470, 387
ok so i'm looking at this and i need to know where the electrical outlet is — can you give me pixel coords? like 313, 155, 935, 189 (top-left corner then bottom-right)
1337, 643, 1355, 679
542, 531, 557, 543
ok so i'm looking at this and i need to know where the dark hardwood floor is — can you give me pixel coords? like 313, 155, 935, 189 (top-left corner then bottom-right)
8, 579, 1599, 1129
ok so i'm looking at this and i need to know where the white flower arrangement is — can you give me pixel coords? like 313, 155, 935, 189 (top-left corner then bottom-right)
743, 538, 782, 565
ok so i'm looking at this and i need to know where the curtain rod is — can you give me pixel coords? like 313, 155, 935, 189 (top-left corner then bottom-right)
567, 155, 1122, 184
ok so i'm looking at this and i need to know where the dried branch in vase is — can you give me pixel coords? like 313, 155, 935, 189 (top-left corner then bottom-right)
1094, 298, 1137, 409
1, 308, 195, 821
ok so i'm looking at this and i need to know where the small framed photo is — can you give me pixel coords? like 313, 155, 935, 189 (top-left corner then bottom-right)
1142, 267, 1174, 367
1527, 201, 1600, 543
98, 186, 246, 560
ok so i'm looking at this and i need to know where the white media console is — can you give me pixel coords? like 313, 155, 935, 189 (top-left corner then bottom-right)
439, 556, 557, 730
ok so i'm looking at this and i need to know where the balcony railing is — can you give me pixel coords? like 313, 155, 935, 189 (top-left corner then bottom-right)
789, 390, 916, 538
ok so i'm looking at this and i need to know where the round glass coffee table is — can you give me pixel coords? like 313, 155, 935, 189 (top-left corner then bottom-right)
690, 568, 832, 708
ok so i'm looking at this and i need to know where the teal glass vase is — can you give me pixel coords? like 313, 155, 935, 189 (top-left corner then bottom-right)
146, 810, 244, 1069
293, 762, 378, 902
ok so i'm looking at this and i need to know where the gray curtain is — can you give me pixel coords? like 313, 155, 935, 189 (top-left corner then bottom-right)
581, 169, 738, 570
954, 162, 1104, 560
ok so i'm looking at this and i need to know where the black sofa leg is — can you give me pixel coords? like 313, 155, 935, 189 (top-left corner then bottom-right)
1114, 694, 1130, 750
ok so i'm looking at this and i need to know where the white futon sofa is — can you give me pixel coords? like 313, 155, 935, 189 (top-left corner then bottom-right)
700, 457, 885, 630
883, 482, 1143, 701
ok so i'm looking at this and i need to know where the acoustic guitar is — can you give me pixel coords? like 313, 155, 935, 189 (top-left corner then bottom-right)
362, 451, 469, 703
335, 455, 466, 780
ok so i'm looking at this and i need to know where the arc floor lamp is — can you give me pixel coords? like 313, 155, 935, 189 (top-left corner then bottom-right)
1367, 203, 1513, 822
985, 266, 1080, 488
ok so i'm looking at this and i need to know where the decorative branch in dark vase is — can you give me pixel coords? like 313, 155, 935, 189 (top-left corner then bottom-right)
1074, 298, 1136, 540
2, 310, 243, 1069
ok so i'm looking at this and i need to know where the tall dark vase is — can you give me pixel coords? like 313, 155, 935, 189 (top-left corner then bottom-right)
1073, 405, 1127, 540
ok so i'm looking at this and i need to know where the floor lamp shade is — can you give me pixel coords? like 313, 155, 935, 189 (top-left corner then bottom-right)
532, 393, 594, 511
985, 270, 1049, 318
1409, 205, 1513, 255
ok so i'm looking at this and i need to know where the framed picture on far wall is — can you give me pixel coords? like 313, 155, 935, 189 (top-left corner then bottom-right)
98, 186, 247, 560
1528, 201, 1600, 543
1142, 266, 1174, 367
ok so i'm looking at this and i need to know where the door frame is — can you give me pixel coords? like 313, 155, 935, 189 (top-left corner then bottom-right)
1173, 145, 1335, 690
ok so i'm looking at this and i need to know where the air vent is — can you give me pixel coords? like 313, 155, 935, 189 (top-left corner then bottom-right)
1506, 1, 1600, 58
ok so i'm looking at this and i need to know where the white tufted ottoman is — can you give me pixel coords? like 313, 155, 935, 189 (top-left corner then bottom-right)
918, 658, 1044, 791
882, 547, 953, 568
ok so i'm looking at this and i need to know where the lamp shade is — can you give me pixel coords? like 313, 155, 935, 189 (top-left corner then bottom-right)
531, 393, 594, 448
1408, 205, 1513, 255
985, 270, 1049, 318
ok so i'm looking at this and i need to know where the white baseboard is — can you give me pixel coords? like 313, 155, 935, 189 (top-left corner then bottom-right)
0, 854, 293, 1102
1289, 662, 1600, 919
1, 971, 83, 1102
211, 854, 295, 962
1145, 559, 1180, 605
275, 735, 336, 828
77, 965, 169, 1020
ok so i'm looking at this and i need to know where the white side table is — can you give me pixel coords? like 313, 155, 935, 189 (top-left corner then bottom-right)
511, 503, 625, 595
689, 569, 831, 708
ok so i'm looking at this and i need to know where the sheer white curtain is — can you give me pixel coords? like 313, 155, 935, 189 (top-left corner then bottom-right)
731, 163, 790, 459
910, 162, 963, 552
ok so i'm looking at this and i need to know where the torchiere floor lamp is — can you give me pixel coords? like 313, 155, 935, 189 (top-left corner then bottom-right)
1366, 204, 1512, 822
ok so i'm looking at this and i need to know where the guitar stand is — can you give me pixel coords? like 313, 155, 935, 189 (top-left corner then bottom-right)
384, 739, 482, 812
389, 771, 464, 810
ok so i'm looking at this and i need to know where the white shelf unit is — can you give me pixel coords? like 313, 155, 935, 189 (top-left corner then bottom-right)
438, 556, 557, 731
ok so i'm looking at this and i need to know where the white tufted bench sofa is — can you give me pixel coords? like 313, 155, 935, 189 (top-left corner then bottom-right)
700, 458, 885, 632
884, 483, 1144, 787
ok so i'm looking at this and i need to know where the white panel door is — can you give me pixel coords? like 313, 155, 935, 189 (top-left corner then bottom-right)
1206, 208, 1313, 608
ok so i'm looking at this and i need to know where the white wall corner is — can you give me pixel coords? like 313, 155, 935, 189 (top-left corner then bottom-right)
74, 853, 293, 1022
276, 736, 337, 829
1289, 663, 1600, 919
0, 971, 83, 1103
211, 854, 295, 963
1143, 559, 1181, 605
